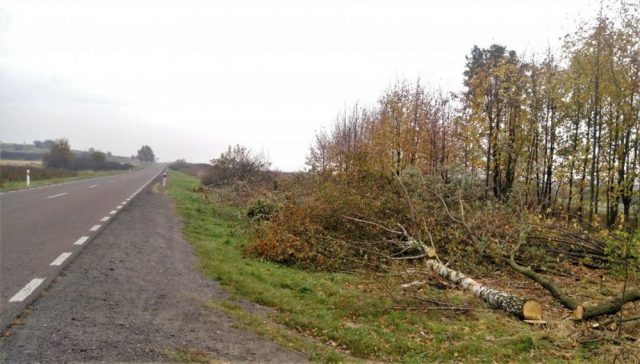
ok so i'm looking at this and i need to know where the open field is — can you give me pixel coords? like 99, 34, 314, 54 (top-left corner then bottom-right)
166, 170, 615, 363
0, 159, 43, 167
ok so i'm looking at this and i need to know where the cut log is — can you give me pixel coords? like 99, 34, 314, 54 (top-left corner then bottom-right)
573, 305, 584, 320
424, 259, 542, 320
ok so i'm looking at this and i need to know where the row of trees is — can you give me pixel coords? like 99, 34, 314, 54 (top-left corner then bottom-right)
33, 139, 56, 149
306, 3, 639, 229
42, 139, 153, 170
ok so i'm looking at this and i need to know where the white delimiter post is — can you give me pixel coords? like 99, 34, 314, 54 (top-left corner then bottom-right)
26, 169, 30, 187
162, 172, 167, 187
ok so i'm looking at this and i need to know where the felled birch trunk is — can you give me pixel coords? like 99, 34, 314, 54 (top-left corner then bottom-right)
425, 259, 543, 321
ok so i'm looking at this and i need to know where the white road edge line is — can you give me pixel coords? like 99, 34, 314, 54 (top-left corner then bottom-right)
73, 236, 89, 245
50, 252, 72, 266
116, 205, 123, 209
88, 184, 99, 188
90, 224, 101, 231
100, 216, 110, 222
109, 210, 117, 215
46, 192, 68, 199
9, 278, 45, 302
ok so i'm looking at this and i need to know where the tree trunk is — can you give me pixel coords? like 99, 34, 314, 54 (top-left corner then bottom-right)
425, 259, 542, 320
566, 104, 582, 223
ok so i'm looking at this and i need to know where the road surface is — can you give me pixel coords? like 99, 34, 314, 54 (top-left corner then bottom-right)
0, 165, 163, 324
0, 172, 306, 362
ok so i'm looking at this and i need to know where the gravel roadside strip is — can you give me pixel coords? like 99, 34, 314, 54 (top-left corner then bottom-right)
0, 184, 307, 363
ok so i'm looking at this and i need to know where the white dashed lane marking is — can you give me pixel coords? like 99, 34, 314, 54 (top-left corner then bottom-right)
46, 192, 68, 199
50, 252, 72, 266
73, 236, 89, 245
9, 171, 158, 303
9, 278, 44, 302
4, 171, 161, 304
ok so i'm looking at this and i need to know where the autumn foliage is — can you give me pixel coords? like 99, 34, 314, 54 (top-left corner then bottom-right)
246, 3, 640, 271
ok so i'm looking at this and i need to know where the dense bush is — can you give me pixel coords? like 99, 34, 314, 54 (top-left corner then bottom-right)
42, 139, 75, 169
168, 159, 210, 177
0, 165, 76, 185
39, 139, 132, 171
73, 153, 132, 170
246, 167, 421, 270
201, 145, 271, 187
247, 199, 279, 221
244, 163, 530, 272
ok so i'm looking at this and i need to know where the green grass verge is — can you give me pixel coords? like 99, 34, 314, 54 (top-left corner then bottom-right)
167, 170, 596, 363
0, 169, 131, 192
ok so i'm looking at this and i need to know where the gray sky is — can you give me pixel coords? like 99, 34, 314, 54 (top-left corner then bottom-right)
0, 0, 594, 170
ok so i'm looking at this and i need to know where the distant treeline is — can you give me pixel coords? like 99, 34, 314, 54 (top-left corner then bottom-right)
0, 151, 44, 160
2, 139, 139, 172
1, 151, 133, 170
73, 153, 133, 171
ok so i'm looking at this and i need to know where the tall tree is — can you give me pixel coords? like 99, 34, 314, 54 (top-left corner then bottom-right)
42, 138, 74, 169
136, 145, 156, 163
463, 45, 526, 200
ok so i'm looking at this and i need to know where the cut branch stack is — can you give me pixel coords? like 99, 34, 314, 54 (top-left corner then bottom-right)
527, 225, 610, 268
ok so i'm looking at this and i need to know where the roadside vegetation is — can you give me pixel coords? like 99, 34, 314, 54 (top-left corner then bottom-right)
168, 170, 598, 363
167, 2, 639, 362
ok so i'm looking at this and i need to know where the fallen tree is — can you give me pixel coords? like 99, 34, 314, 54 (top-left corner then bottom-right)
508, 254, 640, 320
344, 215, 544, 321
424, 258, 543, 321
431, 188, 640, 321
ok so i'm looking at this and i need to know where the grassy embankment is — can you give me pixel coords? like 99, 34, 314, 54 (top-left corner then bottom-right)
167, 170, 595, 363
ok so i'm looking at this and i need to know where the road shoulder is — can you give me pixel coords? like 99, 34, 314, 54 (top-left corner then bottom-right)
0, 183, 307, 363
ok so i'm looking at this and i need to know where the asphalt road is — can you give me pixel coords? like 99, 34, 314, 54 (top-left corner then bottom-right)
0, 165, 163, 322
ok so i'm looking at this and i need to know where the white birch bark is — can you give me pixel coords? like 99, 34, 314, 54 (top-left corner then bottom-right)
425, 259, 541, 320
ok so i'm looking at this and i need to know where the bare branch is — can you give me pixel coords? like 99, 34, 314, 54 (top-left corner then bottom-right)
343, 216, 404, 235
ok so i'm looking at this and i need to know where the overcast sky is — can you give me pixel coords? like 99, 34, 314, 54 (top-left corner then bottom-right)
0, 0, 595, 170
